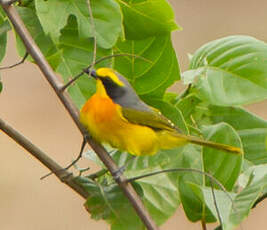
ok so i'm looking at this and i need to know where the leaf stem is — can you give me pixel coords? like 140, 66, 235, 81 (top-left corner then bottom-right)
201, 219, 207, 230
88, 168, 108, 180
210, 178, 223, 227
127, 168, 233, 204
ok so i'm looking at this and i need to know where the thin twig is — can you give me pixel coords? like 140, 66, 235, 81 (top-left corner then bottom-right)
253, 192, 267, 208
210, 177, 223, 227
61, 53, 151, 91
175, 83, 192, 102
0, 3, 158, 230
0, 52, 28, 70
88, 168, 108, 180
201, 219, 207, 230
127, 168, 233, 204
0, 118, 88, 198
40, 137, 87, 180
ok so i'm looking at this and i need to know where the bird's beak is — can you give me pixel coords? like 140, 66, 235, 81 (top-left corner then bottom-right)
90, 69, 98, 79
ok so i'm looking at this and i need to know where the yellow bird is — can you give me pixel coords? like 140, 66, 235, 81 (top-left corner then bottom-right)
80, 68, 242, 156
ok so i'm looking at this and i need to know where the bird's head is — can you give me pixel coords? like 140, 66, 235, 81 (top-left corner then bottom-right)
89, 67, 151, 111
90, 68, 128, 100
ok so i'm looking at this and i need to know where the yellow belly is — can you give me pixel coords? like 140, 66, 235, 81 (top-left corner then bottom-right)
80, 94, 160, 156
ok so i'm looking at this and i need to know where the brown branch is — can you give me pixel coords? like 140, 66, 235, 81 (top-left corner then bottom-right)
0, 2, 158, 230
0, 118, 88, 198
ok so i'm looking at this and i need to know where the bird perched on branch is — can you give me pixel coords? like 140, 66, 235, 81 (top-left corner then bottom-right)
80, 68, 242, 156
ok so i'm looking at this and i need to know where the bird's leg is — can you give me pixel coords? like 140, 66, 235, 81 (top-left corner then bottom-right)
40, 136, 87, 180
112, 155, 136, 179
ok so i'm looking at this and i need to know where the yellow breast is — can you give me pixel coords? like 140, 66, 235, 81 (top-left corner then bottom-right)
80, 92, 159, 156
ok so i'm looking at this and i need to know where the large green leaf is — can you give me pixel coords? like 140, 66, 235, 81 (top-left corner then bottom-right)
35, 0, 123, 49
197, 105, 267, 165
16, 7, 61, 69
187, 36, 267, 105
117, 0, 180, 40
113, 34, 180, 97
202, 123, 243, 191
56, 16, 111, 109
77, 177, 145, 230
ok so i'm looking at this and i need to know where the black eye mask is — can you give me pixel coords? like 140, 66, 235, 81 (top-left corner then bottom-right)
100, 77, 126, 100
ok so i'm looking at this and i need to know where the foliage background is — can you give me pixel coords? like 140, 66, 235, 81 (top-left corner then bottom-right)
1, 0, 267, 229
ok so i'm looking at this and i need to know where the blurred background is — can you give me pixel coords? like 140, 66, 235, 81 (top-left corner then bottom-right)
1, 0, 267, 229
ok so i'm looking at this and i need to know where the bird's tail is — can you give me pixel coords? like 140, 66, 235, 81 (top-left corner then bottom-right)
159, 131, 243, 154
184, 134, 242, 154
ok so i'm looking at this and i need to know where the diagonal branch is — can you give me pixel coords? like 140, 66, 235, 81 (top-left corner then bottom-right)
0, 118, 88, 198
0, 2, 158, 230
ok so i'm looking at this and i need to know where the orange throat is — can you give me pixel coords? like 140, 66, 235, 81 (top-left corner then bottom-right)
79, 80, 159, 156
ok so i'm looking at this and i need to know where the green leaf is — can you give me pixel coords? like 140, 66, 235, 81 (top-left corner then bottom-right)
206, 105, 267, 130
0, 11, 9, 63
16, 7, 60, 69
189, 35, 267, 106
125, 164, 180, 226
226, 175, 267, 229
239, 128, 267, 165
175, 94, 202, 125
196, 165, 267, 230
35, 0, 123, 49
117, 0, 180, 40
198, 105, 267, 165
190, 184, 236, 227
177, 145, 217, 222
56, 16, 111, 109
77, 177, 145, 230
0, 9, 8, 94
202, 123, 243, 190
0, 30, 7, 64
113, 34, 180, 97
